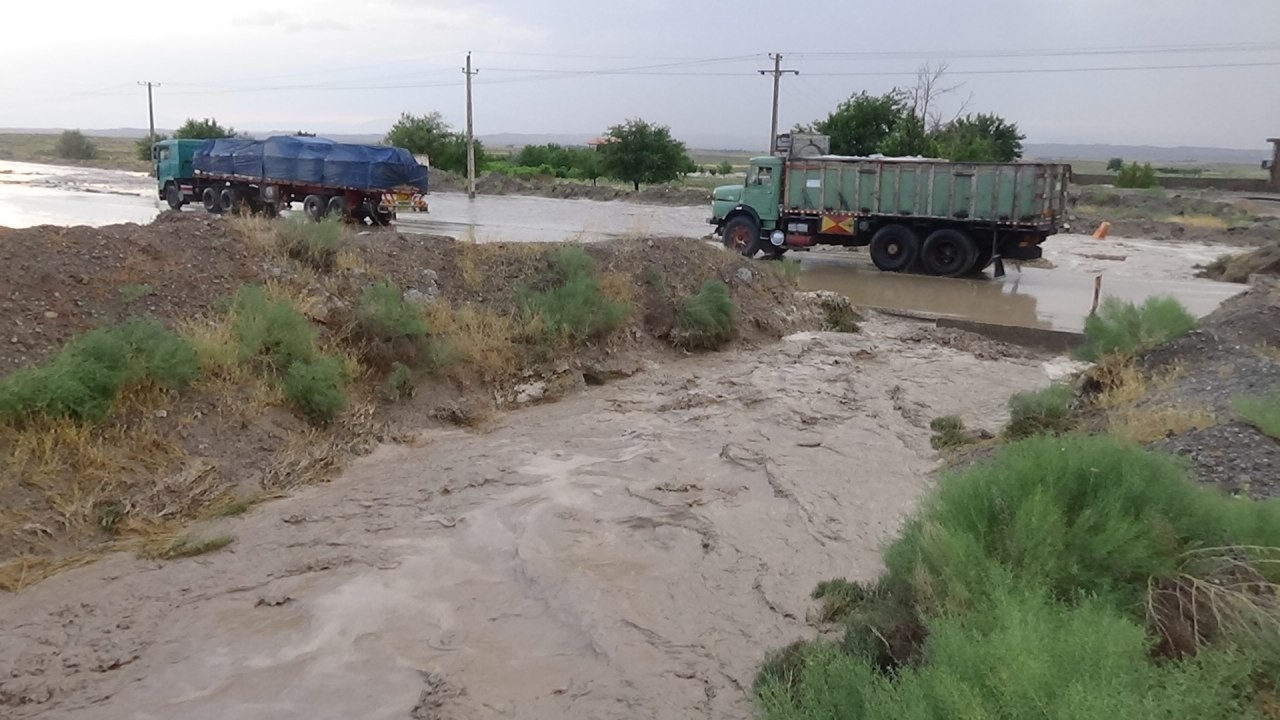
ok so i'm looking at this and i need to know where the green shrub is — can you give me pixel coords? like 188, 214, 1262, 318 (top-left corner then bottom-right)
930, 415, 975, 449
717, 161, 734, 176
228, 284, 349, 426
0, 319, 198, 425
759, 435, 1280, 720
1234, 392, 1280, 440
1077, 296, 1196, 361
357, 281, 427, 342
882, 435, 1280, 615
1003, 384, 1074, 439
283, 356, 348, 426
56, 129, 97, 160
811, 578, 870, 623
383, 362, 415, 400
521, 246, 631, 343
671, 280, 736, 350
231, 285, 317, 373
277, 216, 343, 271
759, 589, 1264, 720
1116, 161, 1158, 189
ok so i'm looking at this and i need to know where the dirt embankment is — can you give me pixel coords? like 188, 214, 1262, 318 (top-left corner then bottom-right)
0, 318, 1057, 720
1078, 280, 1280, 498
0, 212, 809, 584
1196, 242, 1280, 283
1069, 186, 1280, 246
430, 170, 711, 207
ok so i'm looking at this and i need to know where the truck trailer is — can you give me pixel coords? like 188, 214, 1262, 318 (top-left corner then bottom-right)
152, 136, 429, 225
710, 134, 1072, 277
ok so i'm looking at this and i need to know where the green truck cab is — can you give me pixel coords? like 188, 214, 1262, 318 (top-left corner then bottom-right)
151, 138, 205, 209
710, 134, 1071, 277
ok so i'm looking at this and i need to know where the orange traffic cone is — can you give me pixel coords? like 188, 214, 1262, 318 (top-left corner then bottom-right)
1092, 221, 1111, 240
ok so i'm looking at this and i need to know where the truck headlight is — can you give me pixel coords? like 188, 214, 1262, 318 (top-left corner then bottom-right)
770, 230, 785, 246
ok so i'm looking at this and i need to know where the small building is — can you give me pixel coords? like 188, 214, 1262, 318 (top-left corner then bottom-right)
586, 136, 614, 151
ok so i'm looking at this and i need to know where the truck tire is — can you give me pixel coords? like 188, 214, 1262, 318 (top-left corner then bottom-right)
326, 196, 346, 220
164, 183, 183, 210
218, 187, 242, 214
722, 216, 760, 256
201, 188, 221, 214
921, 229, 978, 277
869, 225, 919, 272
303, 194, 326, 221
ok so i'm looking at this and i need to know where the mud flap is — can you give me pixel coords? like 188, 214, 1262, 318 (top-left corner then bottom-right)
993, 257, 1006, 278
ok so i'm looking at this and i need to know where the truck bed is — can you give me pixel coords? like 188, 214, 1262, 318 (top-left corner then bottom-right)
193, 136, 428, 194
783, 158, 1069, 230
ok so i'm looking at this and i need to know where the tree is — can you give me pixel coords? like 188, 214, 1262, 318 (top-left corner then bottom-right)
1106, 158, 1125, 173
598, 119, 689, 191
384, 111, 483, 175
135, 133, 168, 161
716, 161, 734, 176
807, 91, 910, 157
1116, 162, 1158, 189
931, 113, 1025, 162
174, 118, 235, 140
56, 130, 97, 160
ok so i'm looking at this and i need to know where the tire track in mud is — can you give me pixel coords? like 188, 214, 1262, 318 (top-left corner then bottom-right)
0, 323, 1057, 720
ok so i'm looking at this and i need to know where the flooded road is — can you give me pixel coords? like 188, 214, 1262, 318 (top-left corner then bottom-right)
0, 324, 1058, 720
797, 243, 1244, 333
0, 160, 1250, 334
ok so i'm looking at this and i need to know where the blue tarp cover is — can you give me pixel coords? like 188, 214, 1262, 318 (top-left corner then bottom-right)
193, 136, 428, 192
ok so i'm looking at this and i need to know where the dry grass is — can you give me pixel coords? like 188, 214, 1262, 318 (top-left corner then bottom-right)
457, 242, 547, 291
0, 553, 104, 593
140, 532, 234, 560
224, 215, 281, 256
421, 301, 525, 384
1164, 214, 1230, 230
1108, 403, 1217, 444
261, 400, 381, 490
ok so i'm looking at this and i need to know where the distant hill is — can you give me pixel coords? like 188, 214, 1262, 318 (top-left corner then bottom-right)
1023, 143, 1269, 165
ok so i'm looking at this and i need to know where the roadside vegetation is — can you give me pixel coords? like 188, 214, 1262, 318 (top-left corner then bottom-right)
761, 294, 1280, 718
0, 215, 792, 589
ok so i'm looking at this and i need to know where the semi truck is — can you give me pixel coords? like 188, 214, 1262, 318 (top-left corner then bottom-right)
152, 135, 429, 225
710, 134, 1072, 277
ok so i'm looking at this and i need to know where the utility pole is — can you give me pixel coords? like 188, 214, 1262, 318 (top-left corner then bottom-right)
137, 81, 160, 145
758, 54, 797, 154
463, 52, 478, 200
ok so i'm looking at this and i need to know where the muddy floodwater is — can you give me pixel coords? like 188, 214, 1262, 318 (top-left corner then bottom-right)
0, 324, 1058, 720
0, 160, 1250, 334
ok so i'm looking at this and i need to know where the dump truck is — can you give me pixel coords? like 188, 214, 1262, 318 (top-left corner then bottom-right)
152, 136, 429, 225
710, 134, 1072, 277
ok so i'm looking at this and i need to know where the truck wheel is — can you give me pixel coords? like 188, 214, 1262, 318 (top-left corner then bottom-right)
218, 188, 242, 215
164, 183, 183, 210
201, 188, 221, 214
303, 194, 326, 221
869, 225, 919, 272
326, 196, 346, 220
722, 216, 760, 256
920, 229, 978, 277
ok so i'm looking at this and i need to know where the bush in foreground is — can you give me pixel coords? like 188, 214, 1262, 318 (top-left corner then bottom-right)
758, 435, 1280, 720
671, 280, 736, 350
1003, 383, 1074, 439
276, 216, 343, 272
521, 246, 631, 344
0, 319, 198, 425
230, 284, 348, 425
1077, 296, 1195, 361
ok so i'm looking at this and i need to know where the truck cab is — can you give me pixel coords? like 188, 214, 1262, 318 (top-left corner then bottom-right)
151, 138, 204, 209
710, 156, 784, 253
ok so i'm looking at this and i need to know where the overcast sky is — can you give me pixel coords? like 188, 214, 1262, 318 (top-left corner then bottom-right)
4, 0, 1279, 151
